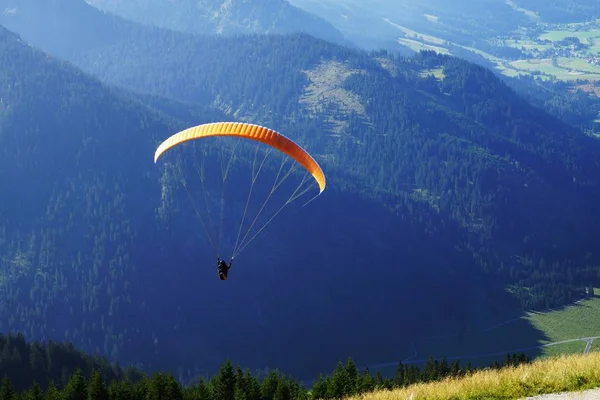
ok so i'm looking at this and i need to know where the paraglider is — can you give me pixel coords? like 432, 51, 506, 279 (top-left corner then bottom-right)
217, 257, 232, 280
153, 121, 326, 280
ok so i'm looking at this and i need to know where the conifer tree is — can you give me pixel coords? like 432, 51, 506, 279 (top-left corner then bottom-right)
87, 370, 109, 400
327, 361, 348, 399
213, 360, 235, 400
193, 377, 211, 400
309, 374, 327, 399
273, 380, 291, 400
357, 368, 374, 394
62, 369, 86, 400
450, 360, 460, 377
0, 377, 16, 400
260, 370, 281, 400
109, 380, 134, 400
25, 383, 44, 400
164, 373, 183, 400
343, 358, 359, 396
45, 381, 62, 400
439, 357, 449, 377
393, 361, 405, 388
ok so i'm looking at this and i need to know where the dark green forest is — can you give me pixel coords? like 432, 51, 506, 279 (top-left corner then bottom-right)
0, 332, 531, 398
1, 0, 600, 386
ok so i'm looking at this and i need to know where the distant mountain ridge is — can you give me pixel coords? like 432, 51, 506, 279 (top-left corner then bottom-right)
85, 0, 354, 47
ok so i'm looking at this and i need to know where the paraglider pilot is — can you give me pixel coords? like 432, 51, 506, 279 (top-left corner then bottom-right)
217, 257, 232, 280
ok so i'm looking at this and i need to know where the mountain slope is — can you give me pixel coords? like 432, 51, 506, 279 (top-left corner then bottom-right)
0, 24, 490, 382
2, 0, 600, 381
85, 0, 353, 47
513, 0, 600, 22
286, 0, 533, 52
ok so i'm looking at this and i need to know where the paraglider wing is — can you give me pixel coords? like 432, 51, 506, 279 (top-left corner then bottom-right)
153, 122, 326, 193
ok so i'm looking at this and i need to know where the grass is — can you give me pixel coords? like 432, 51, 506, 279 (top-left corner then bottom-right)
397, 38, 449, 54
502, 39, 551, 51
590, 341, 600, 352
507, 59, 600, 81
540, 341, 587, 358
559, 58, 600, 74
349, 352, 600, 400
419, 68, 445, 79
539, 29, 600, 42
526, 293, 600, 342
383, 19, 445, 45
395, 290, 600, 372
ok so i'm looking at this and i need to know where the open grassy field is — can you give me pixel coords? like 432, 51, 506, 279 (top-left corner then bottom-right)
397, 38, 449, 54
352, 352, 600, 400
419, 290, 600, 358
383, 18, 445, 45
419, 68, 445, 79
366, 289, 600, 380
539, 29, 600, 43
502, 39, 551, 52
508, 59, 600, 81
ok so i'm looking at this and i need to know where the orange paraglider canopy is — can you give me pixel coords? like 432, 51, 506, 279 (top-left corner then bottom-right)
154, 121, 326, 193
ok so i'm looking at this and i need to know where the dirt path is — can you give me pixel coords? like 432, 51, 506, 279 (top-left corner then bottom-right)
520, 387, 600, 399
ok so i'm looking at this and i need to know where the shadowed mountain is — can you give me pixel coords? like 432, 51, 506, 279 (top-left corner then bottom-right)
1, 0, 599, 383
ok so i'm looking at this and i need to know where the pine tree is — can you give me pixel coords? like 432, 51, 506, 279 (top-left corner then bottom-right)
465, 362, 473, 375
109, 381, 134, 400
439, 357, 449, 377
327, 361, 349, 399
25, 383, 44, 400
213, 360, 235, 400
449, 360, 460, 377
273, 380, 291, 400
146, 373, 166, 400
63, 369, 87, 400
344, 358, 359, 396
374, 371, 383, 388
393, 362, 405, 388
0, 377, 16, 400
422, 357, 437, 382
309, 374, 327, 399
164, 373, 183, 400
45, 381, 62, 400
194, 377, 211, 400
356, 368, 374, 394
243, 371, 260, 400
87, 370, 109, 400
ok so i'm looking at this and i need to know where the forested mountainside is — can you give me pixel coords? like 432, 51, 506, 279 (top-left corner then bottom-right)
0, 0, 593, 132
0, 25, 490, 382
495, 74, 600, 131
85, 0, 351, 47
2, 0, 600, 384
513, 0, 600, 22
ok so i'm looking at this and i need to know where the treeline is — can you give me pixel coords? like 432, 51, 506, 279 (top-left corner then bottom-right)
0, 332, 532, 399
311, 353, 530, 399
